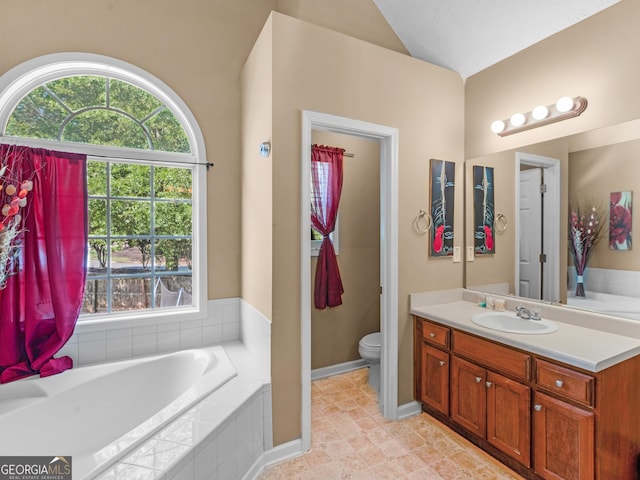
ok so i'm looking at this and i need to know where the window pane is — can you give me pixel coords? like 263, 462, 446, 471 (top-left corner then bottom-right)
111, 240, 152, 272
155, 239, 192, 271
110, 79, 163, 119
111, 277, 152, 312
146, 109, 191, 153
63, 110, 149, 149
155, 275, 192, 308
111, 163, 151, 197
111, 200, 151, 237
7, 74, 192, 153
88, 239, 108, 271
83, 160, 194, 317
5, 87, 67, 140
82, 278, 108, 314
154, 166, 192, 199
155, 202, 192, 236
47, 76, 106, 111
88, 199, 107, 236
87, 160, 107, 196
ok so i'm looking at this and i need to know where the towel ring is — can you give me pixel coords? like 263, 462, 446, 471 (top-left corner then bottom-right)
413, 209, 433, 234
495, 213, 507, 233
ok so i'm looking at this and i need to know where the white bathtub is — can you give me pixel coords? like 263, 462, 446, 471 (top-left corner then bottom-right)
567, 291, 640, 321
0, 345, 236, 479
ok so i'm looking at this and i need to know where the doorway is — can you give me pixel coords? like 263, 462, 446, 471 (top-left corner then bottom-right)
515, 152, 560, 302
301, 110, 399, 452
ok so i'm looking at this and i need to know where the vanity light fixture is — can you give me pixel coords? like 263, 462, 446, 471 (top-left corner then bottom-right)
491, 96, 588, 136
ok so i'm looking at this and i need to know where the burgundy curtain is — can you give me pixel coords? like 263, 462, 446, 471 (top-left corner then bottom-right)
0, 145, 87, 383
311, 145, 344, 309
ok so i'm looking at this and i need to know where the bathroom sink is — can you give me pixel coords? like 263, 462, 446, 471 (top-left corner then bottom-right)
471, 311, 557, 334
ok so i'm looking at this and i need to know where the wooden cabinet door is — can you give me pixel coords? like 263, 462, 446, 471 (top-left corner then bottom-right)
533, 392, 594, 480
421, 344, 449, 415
486, 371, 531, 467
451, 356, 486, 437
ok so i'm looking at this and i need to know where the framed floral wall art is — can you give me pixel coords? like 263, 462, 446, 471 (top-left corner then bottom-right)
429, 159, 455, 256
610, 191, 632, 250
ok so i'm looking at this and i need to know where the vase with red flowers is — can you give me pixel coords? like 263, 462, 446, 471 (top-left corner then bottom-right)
568, 202, 605, 297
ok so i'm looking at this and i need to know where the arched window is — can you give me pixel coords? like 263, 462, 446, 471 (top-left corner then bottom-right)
0, 53, 207, 323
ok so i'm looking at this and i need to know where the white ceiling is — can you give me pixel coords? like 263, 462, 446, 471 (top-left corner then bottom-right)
372, 0, 620, 78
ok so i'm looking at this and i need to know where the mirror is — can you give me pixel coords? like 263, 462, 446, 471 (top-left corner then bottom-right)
465, 118, 640, 321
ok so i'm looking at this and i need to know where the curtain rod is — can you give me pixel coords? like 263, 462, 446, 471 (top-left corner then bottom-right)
344, 152, 355, 157
1, 140, 215, 169
89, 153, 214, 169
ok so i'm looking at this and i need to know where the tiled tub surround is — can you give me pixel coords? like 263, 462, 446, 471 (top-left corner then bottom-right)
59, 298, 243, 367
566, 266, 640, 320
94, 342, 271, 480
0, 298, 272, 480
568, 266, 640, 298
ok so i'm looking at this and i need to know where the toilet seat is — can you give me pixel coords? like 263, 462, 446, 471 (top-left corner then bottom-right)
360, 332, 381, 349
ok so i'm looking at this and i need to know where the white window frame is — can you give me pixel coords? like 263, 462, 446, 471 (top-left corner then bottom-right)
0, 53, 208, 328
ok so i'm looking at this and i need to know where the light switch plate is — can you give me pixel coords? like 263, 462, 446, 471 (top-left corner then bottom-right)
466, 246, 475, 262
453, 246, 461, 262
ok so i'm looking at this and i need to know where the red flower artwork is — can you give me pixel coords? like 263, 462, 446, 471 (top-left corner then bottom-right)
609, 191, 632, 250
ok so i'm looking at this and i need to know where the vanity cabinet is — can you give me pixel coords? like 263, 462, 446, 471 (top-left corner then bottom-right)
532, 392, 594, 480
414, 314, 640, 480
416, 319, 450, 415
451, 336, 531, 466
421, 344, 449, 415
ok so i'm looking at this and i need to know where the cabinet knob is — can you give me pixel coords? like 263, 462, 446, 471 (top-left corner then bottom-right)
555, 379, 564, 388
485, 381, 493, 388
439, 360, 446, 366
534, 404, 542, 412
429, 332, 436, 338
475, 377, 482, 383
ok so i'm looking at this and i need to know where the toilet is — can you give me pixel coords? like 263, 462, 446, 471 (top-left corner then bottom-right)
358, 332, 381, 392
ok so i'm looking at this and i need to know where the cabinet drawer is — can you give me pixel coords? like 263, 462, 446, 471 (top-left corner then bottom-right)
535, 359, 595, 407
453, 331, 531, 381
421, 319, 450, 348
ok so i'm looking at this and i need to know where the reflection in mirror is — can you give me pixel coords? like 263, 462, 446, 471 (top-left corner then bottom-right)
465, 118, 640, 321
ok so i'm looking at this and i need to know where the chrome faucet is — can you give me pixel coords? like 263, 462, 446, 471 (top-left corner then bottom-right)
516, 305, 541, 321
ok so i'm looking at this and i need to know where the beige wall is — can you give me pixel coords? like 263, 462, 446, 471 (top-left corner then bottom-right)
275, 0, 408, 56
310, 131, 381, 370
241, 18, 274, 318
569, 139, 640, 270
0, 0, 280, 299
464, 0, 640, 305
268, 12, 464, 444
465, 0, 640, 160
0, 0, 406, 303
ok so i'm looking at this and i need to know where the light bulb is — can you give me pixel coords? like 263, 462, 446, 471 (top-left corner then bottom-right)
510, 113, 526, 128
490, 120, 506, 134
532, 105, 549, 120
556, 96, 575, 113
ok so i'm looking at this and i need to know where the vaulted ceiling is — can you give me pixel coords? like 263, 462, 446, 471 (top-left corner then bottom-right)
372, 0, 620, 78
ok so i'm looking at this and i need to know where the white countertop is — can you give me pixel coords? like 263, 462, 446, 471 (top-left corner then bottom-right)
411, 300, 640, 372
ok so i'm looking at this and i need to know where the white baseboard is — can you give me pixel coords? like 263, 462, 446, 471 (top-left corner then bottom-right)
397, 400, 422, 420
247, 438, 305, 479
311, 359, 368, 380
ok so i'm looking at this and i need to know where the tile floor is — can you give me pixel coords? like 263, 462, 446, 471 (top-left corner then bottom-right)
259, 368, 525, 479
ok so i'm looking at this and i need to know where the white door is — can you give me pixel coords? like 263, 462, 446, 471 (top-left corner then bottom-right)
519, 168, 543, 299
